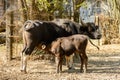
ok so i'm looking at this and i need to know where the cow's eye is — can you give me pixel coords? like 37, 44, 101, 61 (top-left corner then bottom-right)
91, 28, 95, 32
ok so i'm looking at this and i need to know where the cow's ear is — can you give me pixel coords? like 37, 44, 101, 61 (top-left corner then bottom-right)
87, 23, 96, 32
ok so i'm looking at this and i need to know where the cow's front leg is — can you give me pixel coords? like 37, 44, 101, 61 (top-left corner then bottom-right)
20, 52, 29, 73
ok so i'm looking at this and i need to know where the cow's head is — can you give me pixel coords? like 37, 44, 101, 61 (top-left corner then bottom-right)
79, 21, 102, 39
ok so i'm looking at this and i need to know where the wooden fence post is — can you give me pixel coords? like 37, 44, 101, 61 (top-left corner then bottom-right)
6, 0, 14, 61
118, 23, 120, 37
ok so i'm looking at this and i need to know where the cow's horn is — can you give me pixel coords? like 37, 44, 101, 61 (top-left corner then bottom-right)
95, 16, 99, 26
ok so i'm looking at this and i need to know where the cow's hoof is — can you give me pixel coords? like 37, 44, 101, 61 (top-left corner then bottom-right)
20, 70, 27, 74
68, 67, 75, 70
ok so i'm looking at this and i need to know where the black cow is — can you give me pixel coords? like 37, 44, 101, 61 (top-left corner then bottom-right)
20, 19, 101, 73
53, 19, 101, 39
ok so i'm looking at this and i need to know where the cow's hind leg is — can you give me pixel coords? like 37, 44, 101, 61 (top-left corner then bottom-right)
20, 47, 26, 72
20, 46, 35, 73
21, 52, 29, 73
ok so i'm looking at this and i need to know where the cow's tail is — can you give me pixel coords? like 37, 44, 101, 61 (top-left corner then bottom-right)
88, 39, 99, 50
23, 20, 34, 31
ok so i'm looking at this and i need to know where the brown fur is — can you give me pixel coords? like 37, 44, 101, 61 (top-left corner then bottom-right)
51, 34, 88, 73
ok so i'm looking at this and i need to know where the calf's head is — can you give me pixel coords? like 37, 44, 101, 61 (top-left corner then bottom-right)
50, 39, 64, 57
80, 22, 102, 39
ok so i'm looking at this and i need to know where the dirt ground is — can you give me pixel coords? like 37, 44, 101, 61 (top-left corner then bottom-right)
0, 43, 120, 80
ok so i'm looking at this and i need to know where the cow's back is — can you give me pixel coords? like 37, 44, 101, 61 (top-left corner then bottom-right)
53, 19, 80, 34
23, 20, 72, 46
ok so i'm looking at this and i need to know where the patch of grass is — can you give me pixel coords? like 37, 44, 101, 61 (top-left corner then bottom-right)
0, 44, 5, 52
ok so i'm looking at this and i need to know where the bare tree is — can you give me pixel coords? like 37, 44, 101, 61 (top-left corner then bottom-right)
18, 0, 28, 23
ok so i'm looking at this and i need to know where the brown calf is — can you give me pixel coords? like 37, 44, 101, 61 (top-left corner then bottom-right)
50, 34, 89, 73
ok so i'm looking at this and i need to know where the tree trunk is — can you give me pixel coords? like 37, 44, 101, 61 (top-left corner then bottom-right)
18, 0, 28, 23
29, 0, 40, 20
30, 0, 34, 20
115, 0, 120, 35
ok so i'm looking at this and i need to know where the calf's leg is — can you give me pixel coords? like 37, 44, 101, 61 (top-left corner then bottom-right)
55, 55, 63, 73
79, 51, 88, 73
84, 53, 88, 73
55, 56, 60, 73
65, 54, 75, 70
79, 54, 84, 73
59, 57, 63, 72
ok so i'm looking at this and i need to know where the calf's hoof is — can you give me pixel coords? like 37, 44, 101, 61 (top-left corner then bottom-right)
80, 69, 86, 73
56, 70, 62, 73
